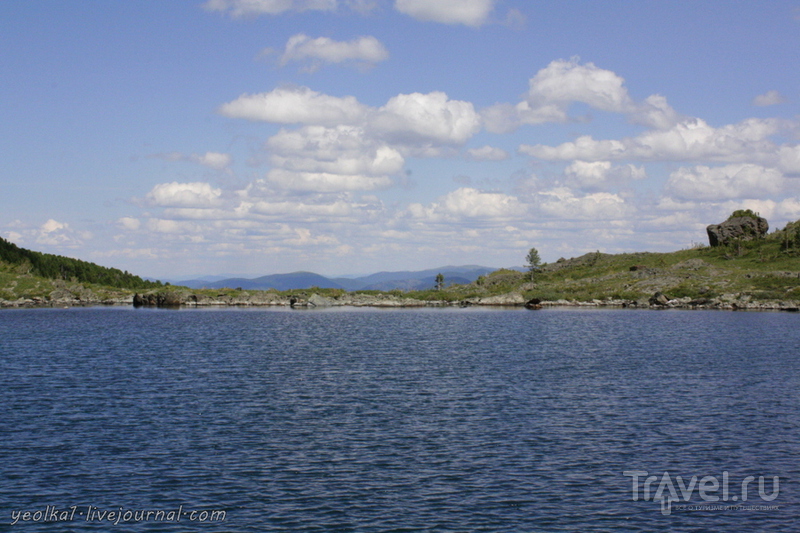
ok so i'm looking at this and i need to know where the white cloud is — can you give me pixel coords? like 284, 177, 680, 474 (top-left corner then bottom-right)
779, 145, 800, 174
35, 219, 82, 246
117, 217, 141, 231
520, 117, 785, 163
203, 0, 336, 17
753, 90, 785, 107
264, 125, 403, 192
465, 145, 509, 161
372, 91, 481, 145
632, 94, 683, 130
219, 86, 368, 125
481, 101, 564, 133
4, 231, 23, 243
193, 152, 232, 170
267, 125, 404, 175
147, 182, 223, 207
483, 59, 681, 132
265, 169, 392, 192
406, 187, 526, 222
245, 196, 369, 218
41, 219, 67, 234
526, 58, 634, 114
564, 161, 612, 188
665, 164, 787, 201
279, 34, 389, 71
520, 135, 625, 161
220, 87, 482, 151
535, 188, 631, 220
394, 0, 496, 26
564, 161, 646, 190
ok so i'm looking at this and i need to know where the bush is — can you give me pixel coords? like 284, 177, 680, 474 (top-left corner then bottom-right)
728, 209, 761, 220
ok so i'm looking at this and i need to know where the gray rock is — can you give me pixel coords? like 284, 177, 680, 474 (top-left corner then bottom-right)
476, 292, 526, 306
707, 216, 768, 247
49, 288, 74, 303
649, 291, 670, 306
308, 293, 334, 307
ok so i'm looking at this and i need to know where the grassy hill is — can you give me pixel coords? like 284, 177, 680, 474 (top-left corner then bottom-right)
398, 220, 800, 305
1, 218, 799, 308
0, 237, 164, 305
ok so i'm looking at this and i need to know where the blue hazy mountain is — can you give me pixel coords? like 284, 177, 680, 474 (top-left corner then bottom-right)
174, 265, 499, 291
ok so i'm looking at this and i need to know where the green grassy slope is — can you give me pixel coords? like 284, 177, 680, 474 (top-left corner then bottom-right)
0, 237, 162, 290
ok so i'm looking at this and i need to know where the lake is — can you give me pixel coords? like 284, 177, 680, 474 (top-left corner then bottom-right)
1, 306, 798, 531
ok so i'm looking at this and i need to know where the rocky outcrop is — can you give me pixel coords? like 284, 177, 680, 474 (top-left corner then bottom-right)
648, 291, 670, 306
308, 293, 334, 307
707, 216, 768, 247
460, 292, 526, 306
132, 291, 184, 307
524, 298, 542, 310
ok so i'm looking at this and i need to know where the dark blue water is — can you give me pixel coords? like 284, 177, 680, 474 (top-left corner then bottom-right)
1, 306, 798, 531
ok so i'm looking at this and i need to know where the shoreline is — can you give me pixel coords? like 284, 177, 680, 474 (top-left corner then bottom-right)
2, 292, 799, 312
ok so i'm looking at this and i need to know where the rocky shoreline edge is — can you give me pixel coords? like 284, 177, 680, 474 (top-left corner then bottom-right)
2, 290, 799, 312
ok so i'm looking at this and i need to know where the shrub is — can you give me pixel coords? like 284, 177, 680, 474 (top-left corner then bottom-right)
728, 209, 761, 221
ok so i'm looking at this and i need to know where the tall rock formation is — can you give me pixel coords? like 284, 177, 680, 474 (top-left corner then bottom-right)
707, 215, 768, 247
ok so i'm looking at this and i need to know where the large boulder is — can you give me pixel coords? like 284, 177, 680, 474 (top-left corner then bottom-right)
707, 216, 768, 247
308, 293, 334, 307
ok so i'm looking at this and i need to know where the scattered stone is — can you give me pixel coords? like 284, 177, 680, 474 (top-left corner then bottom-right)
649, 291, 670, 306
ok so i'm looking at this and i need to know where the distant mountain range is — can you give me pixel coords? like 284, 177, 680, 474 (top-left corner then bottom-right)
171, 265, 518, 291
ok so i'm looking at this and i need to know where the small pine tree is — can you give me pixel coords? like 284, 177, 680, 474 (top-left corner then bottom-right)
526, 248, 541, 281
435, 273, 444, 291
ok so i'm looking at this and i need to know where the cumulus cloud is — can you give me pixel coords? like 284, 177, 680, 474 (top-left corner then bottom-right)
117, 217, 141, 231
563, 161, 646, 190
526, 58, 634, 114
483, 58, 681, 132
753, 90, 785, 107
481, 101, 564, 134
264, 125, 403, 192
147, 182, 223, 208
219, 86, 368, 125
779, 145, 800, 175
394, 0, 496, 26
41, 219, 68, 234
278, 34, 389, 71
193, 152, 232, 170
665, 164, 787, 201
35, 219, 84, 246
407, 187, 526, 222
4, 231, 23, 243
268, 126, 404, 175
265, 169, 392, 192
535, 188, 631, 220
465, 145, 509, 161
220, 86, 482, 152
203, 0, 336, 17
372, 91, 481, 145
520, 117, 786, 163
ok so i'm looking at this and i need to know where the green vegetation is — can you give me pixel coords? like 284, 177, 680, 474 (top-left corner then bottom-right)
728, 209, 761, 221
0, 237, 162, 290
2, 215, 799, 308
525, 247, 541, 281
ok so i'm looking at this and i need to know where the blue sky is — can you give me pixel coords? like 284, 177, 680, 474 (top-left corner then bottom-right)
2, 0, 800, 278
